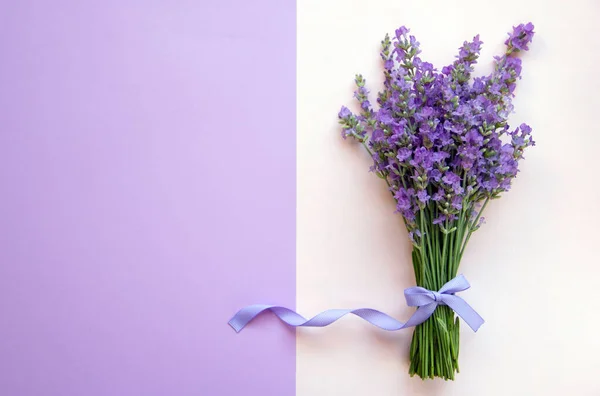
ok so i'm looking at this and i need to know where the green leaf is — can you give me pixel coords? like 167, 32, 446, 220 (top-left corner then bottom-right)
436, 316, 449, 336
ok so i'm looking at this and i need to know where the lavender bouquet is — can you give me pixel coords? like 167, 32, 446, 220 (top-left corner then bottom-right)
337, 23, 535, 380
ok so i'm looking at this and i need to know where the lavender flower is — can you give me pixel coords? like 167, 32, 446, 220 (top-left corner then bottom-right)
505, 22, 535, 52
338, 106, 352, 119
337, 23, 535, 237
337, 23, 535, 382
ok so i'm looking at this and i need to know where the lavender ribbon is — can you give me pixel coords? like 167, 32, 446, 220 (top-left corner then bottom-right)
229, 274, 484, 333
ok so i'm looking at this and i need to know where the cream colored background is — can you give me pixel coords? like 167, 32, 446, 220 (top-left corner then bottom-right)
297, 1, 600, 395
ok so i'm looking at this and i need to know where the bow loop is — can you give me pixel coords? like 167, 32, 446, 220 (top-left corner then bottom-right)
438, 274, 471, 294
403, 286, 434, 306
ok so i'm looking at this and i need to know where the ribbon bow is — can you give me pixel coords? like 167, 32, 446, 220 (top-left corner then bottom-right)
228, 274, 484, 333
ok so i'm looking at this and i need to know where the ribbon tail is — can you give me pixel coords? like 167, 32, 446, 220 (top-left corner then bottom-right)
228, 305, 425, 332
402, 303, 437, 328
442, 295, 484, 332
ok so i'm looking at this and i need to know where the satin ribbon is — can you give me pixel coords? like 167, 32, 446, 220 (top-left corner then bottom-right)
229, 274, 484, 333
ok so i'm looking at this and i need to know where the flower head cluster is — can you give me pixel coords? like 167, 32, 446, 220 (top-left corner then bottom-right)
338, 24, 535, 244
505, 22, 535, 53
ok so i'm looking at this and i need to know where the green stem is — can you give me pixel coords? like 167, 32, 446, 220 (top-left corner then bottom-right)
418, 211, 427, 287
441, 226, 448, 283
458, 197, 490, 261
357, 137, 412, 232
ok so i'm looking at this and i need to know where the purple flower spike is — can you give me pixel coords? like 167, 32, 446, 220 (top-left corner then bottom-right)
395, 26, 409, 39
505, 22, 535, 52
338, 106, 352, 119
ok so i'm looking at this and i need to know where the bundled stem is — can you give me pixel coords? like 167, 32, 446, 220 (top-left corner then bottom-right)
407, 202, 487, 380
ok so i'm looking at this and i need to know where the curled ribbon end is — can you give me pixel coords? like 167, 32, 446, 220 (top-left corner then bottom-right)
462, 314, 485, 332
228, 320, 243, 333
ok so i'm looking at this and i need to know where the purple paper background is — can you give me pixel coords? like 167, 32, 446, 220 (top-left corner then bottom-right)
0, 1, 295, 395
